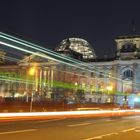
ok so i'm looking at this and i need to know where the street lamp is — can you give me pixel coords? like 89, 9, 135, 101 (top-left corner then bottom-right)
28, 67, 36, 112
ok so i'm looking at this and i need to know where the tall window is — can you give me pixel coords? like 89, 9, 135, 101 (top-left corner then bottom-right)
123, 69, 133, 79
99, 72, 103, 78
82, 72, 85, 75
91, 72, 94, 77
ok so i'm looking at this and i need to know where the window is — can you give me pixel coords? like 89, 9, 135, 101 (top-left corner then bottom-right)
91, 72, 94, 77
99, 72, 103, 78
121, 43, 136, 53
123, 69, 133, 79
82, 72, 85, 75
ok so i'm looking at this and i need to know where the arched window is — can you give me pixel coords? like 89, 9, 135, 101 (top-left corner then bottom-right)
123, 69, 133, 79
120, 43, 136, 53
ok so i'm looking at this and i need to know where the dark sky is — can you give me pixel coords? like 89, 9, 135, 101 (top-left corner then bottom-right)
0, 0, 140, 58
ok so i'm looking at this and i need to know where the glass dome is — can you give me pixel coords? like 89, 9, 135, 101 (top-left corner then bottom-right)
56, 38, 96, 60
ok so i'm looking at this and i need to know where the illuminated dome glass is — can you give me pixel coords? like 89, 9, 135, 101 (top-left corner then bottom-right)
56, 38, 96, 60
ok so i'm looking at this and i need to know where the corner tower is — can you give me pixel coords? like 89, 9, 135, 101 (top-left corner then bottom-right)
115, 35, 140, 60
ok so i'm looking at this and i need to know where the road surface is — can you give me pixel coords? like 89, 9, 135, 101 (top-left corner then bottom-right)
0, 115, 140, 140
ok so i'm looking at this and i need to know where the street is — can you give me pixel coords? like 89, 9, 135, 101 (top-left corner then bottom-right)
0, 115, 140, 140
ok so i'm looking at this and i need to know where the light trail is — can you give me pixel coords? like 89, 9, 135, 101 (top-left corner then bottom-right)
0, 41, 88, 71
0, 34, 86, 66
1, 52, 98, 81
1, 42, 139, 91
0, 32, 117, 76
0, 110, 139, 118
0, 66, 132, 95
0, 33, 129, 79
0, 32, 106, 79
4, 56, 20, 62
1, 32, 140, 89
0, 54, 138, 95
0, 75, 34, 84
0, 32, 122, 77
0, 51, 134, 95
0, 74, 134, 95
1, 54, 98, 81
0, 32, 97, 69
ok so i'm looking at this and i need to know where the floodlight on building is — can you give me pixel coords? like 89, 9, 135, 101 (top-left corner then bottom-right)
29, 67, 36, 76
106, 86, 113, 91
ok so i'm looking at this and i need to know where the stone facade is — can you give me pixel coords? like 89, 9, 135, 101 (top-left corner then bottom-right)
1, 35, 140, 107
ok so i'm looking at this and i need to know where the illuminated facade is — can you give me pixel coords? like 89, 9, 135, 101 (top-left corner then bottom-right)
1, 36, 140, 107
87, 35, 140, 107
55, 36, 140, 93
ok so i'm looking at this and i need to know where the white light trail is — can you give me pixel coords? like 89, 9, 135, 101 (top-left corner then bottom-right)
0, 110, 139, 118
1, 32, 140, 88
0, 33, 118, 77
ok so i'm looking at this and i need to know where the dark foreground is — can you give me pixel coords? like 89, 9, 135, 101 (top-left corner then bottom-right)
0, 115, 140, 140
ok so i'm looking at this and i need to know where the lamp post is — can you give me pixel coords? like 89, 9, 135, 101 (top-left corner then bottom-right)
30, 91, 34, 112
28, 67, 36, 112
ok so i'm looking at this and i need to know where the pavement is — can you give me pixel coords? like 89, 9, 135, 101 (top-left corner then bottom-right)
0, 115, 140, 140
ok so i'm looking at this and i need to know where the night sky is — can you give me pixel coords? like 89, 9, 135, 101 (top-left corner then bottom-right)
0, 0, 140, 58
